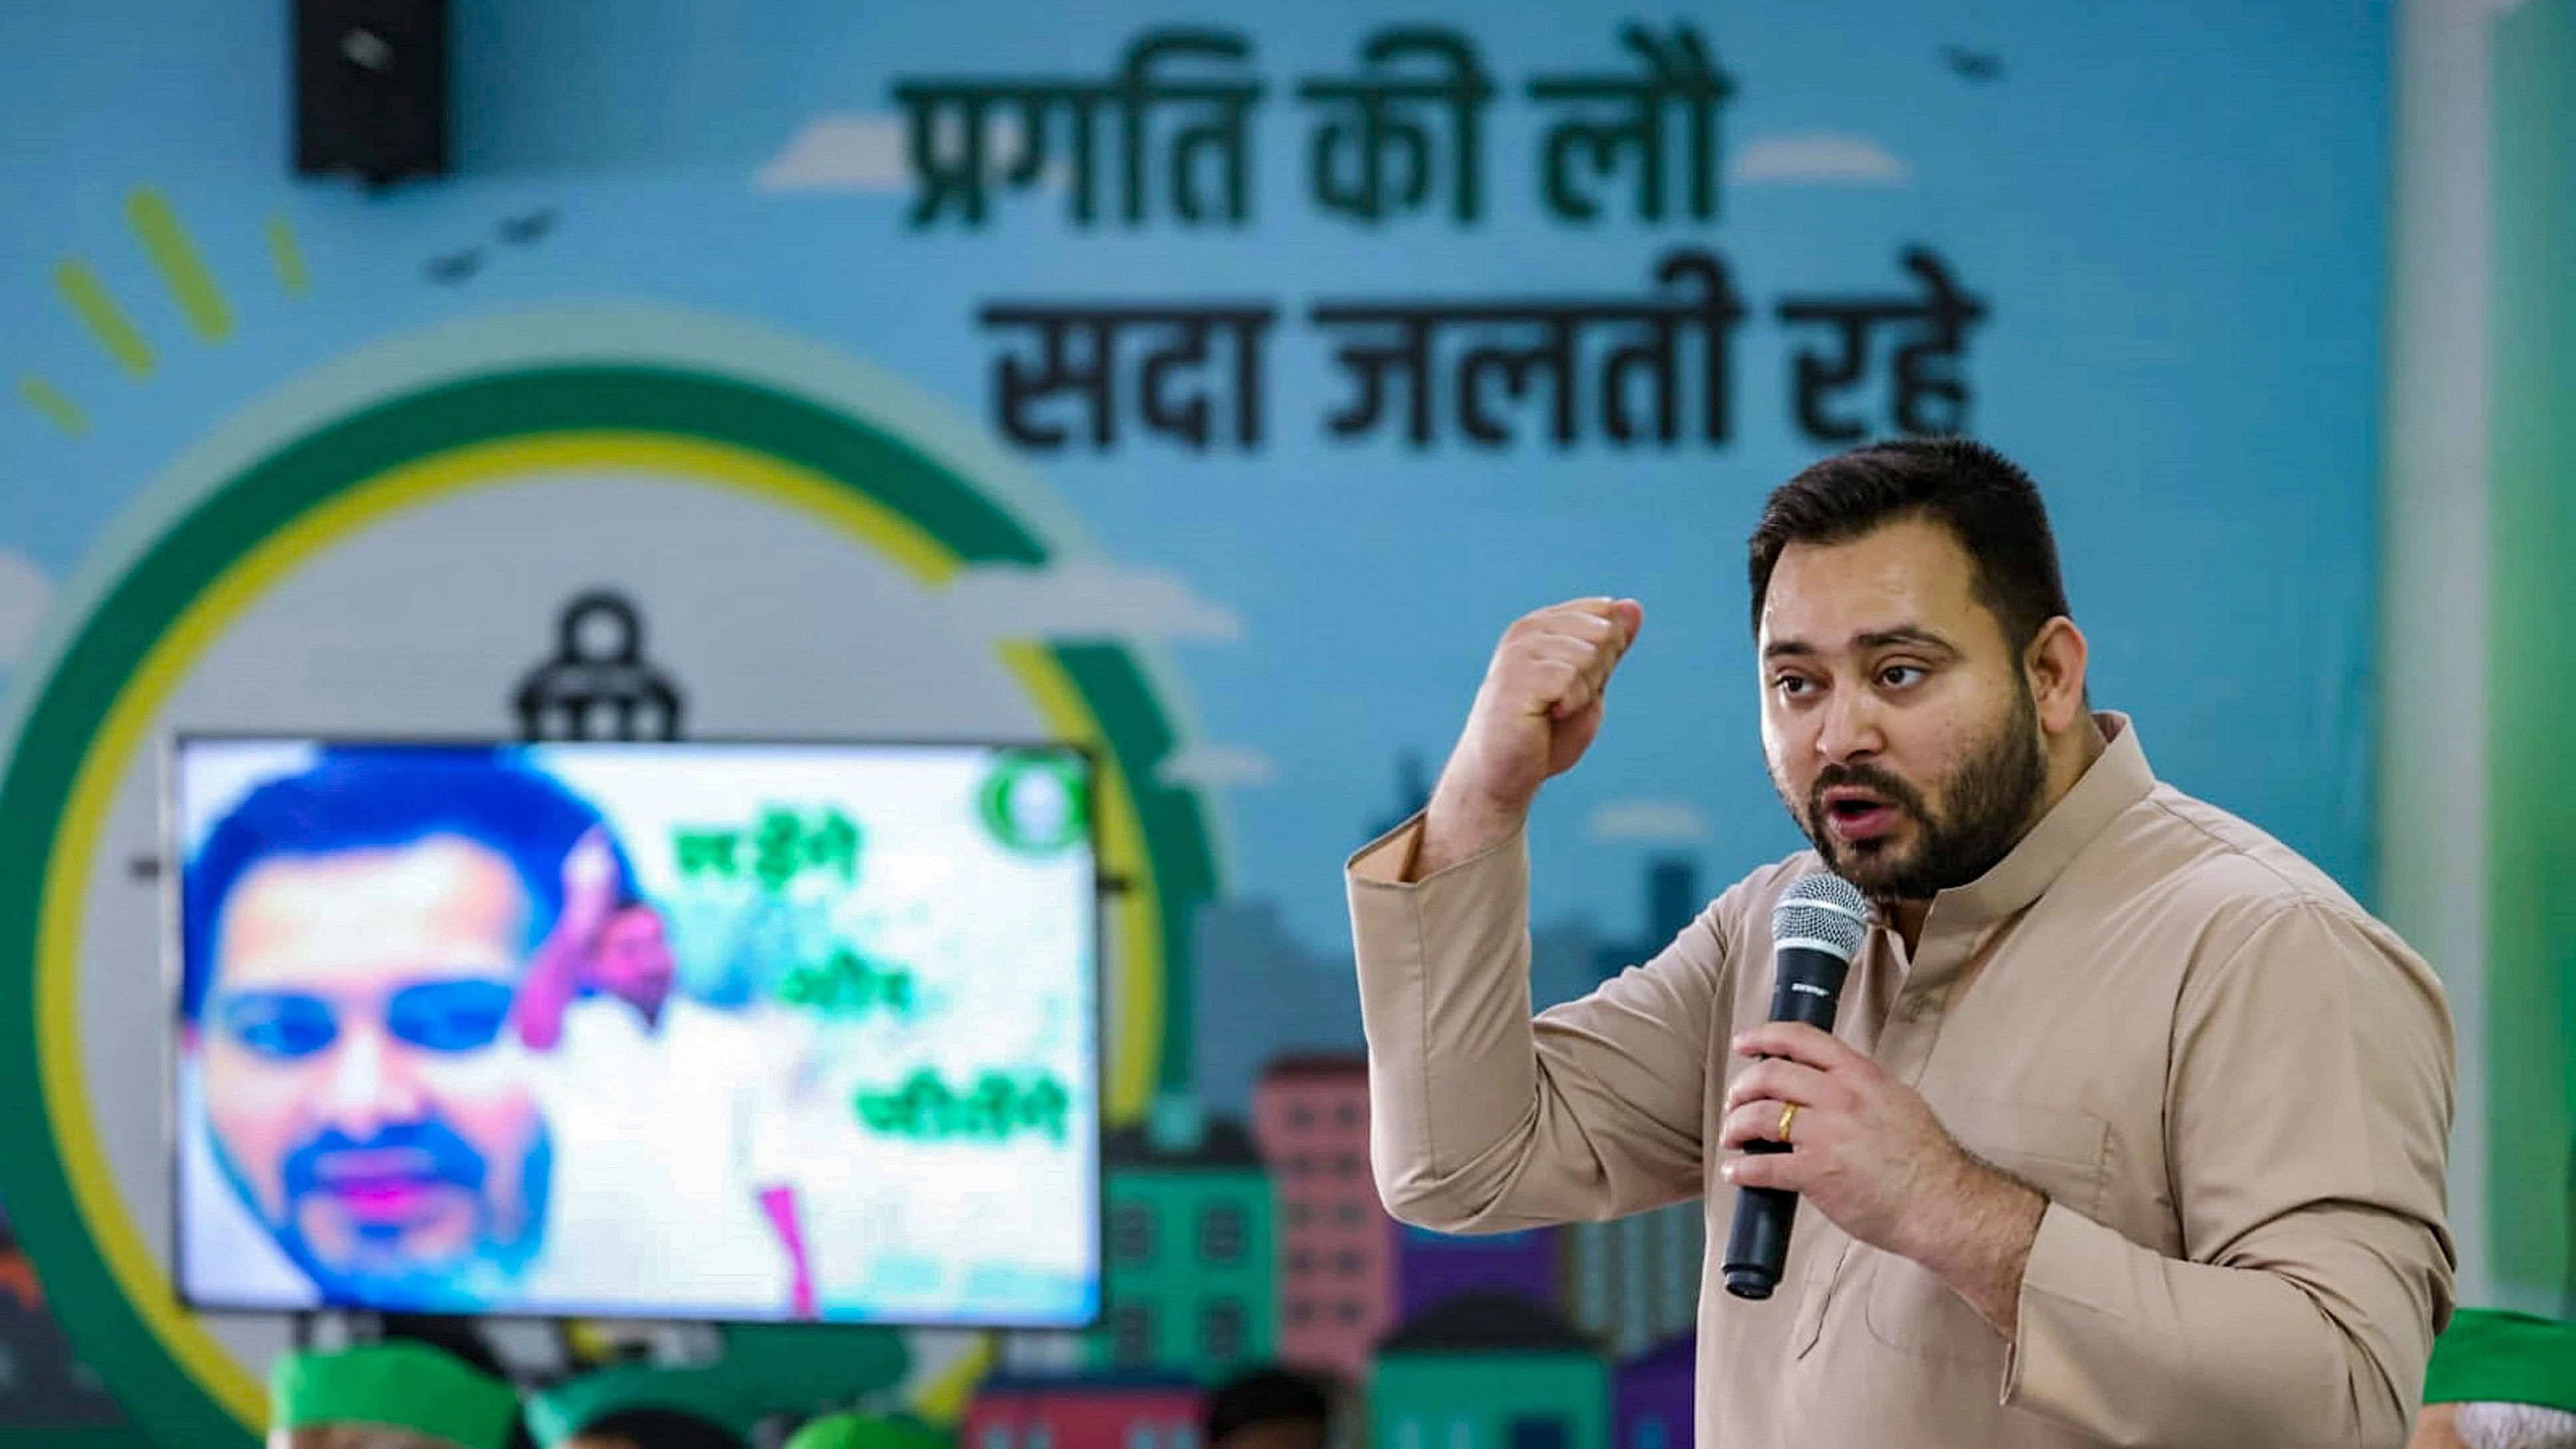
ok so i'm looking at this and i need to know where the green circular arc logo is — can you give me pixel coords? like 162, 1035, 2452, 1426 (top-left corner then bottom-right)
979, 749, 1093, 857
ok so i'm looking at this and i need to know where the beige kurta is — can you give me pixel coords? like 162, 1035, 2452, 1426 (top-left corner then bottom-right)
1347, 714, 2455, 1448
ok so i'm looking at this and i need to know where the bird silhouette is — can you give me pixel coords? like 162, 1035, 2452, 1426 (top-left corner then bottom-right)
1943, 46, 2004, 83
498, 208, 560, 246
424, 249, 484, 284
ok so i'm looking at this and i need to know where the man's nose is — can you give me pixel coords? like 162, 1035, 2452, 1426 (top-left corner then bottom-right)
319, 1022, 427, 1138
1815, 682, 1885, 763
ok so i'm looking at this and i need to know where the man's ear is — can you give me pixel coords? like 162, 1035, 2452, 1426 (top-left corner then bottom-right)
2025, 617, 2090, 735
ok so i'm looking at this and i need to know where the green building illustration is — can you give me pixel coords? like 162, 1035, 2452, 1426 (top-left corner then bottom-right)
1371, 1292, 1608, 1449
1092, 1112, 1278, 1379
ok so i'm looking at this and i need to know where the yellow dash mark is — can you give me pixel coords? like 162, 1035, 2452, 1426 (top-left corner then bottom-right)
52, 261, 155, 377
126, 187, 233, 343
17, 377, 89, 436
266, 214, 310, 297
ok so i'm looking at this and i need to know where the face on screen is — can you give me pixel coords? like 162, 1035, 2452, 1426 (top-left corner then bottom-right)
588, 903, 675, 1010
200, 835, 548, 1299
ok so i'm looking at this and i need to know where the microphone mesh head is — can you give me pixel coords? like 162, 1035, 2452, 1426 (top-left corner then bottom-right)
1771, 873, 1869, 961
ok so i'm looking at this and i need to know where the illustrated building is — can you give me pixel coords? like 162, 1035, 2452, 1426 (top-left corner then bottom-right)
960, 1370, 1204, 1449
1593, 856, 1700, 982
1371, 1292, 1608, 1449
1364, 751, 1432, 843
1612, 1333, 1694, 1449
1563, 1203, 1702, 1360
1252, 1054, 1395, 1386
1394, 1222, 1559, 1323
1093, 1110, 1276, 1380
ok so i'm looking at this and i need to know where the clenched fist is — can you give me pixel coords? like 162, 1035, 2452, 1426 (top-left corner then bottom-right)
1413, 596, 1644, 877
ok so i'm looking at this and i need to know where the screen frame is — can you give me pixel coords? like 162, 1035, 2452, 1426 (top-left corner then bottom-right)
159, 728, 1110, 1333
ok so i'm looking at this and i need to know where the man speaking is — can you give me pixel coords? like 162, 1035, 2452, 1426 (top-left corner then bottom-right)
1345, 439, 2456, 1446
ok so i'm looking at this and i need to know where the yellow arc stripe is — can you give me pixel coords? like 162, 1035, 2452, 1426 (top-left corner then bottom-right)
913, 1336, 998, 1424
17, 376, 89, 435
53, 261, 155, 377
126, 188, 233, 343
42, 431, 1160, 1430
266, 214, 309, 298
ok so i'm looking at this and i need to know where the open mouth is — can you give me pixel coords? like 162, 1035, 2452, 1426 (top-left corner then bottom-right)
1820, 789, 1901, 842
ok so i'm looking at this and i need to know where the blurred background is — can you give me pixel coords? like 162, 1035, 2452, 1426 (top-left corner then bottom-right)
0, 0, 2563, 1445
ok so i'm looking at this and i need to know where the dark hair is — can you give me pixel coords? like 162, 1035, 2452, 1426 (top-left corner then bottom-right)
1206, 1366, 1333, 1443
1746, 438, 2073, 652
181, 745, 636, 1021
574, 1407, 747, 1449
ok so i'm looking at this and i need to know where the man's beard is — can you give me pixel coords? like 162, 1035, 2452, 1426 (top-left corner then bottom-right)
217, 1118, 552, 1310
1780, 684, 2049, 901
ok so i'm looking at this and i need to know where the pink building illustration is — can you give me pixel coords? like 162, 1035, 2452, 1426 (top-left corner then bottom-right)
1252, 1054, 1396, 1388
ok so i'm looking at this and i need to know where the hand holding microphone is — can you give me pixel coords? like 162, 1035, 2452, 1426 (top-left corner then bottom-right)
1719, 873, 2042, 1304
1720, 873, 1867, 1299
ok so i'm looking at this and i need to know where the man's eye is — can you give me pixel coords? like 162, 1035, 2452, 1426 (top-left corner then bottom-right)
1879, 665, 1927, 688
388, 980, 516, 1052
220, 995, 337, 1059
1774, 676, 1814, 698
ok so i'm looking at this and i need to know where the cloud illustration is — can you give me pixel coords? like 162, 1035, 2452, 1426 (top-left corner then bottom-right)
0, 549, 53, 672
1586, 798, 1712, 845
942, 560, 1241, 644
757, 111, 1067, 193
1730, 132, 1910, 186
1157, 744, 1276, 791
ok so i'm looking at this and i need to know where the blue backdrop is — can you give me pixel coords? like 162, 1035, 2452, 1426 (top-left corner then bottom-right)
0, 0, 2388, 1436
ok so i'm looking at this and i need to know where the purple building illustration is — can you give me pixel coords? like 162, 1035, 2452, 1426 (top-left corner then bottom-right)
1614, 1333, 1695, 1449
1394, 1222, 1561, 1319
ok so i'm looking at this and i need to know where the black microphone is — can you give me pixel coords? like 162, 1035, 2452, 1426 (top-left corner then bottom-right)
1722, 872, 1868, 1301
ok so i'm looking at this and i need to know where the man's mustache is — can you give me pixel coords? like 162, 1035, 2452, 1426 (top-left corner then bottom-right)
280, 1119, 488, 1205
1808, 762, 1930, 823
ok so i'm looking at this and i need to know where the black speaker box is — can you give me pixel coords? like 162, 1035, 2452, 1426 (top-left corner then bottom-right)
293, 0, 449, 186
